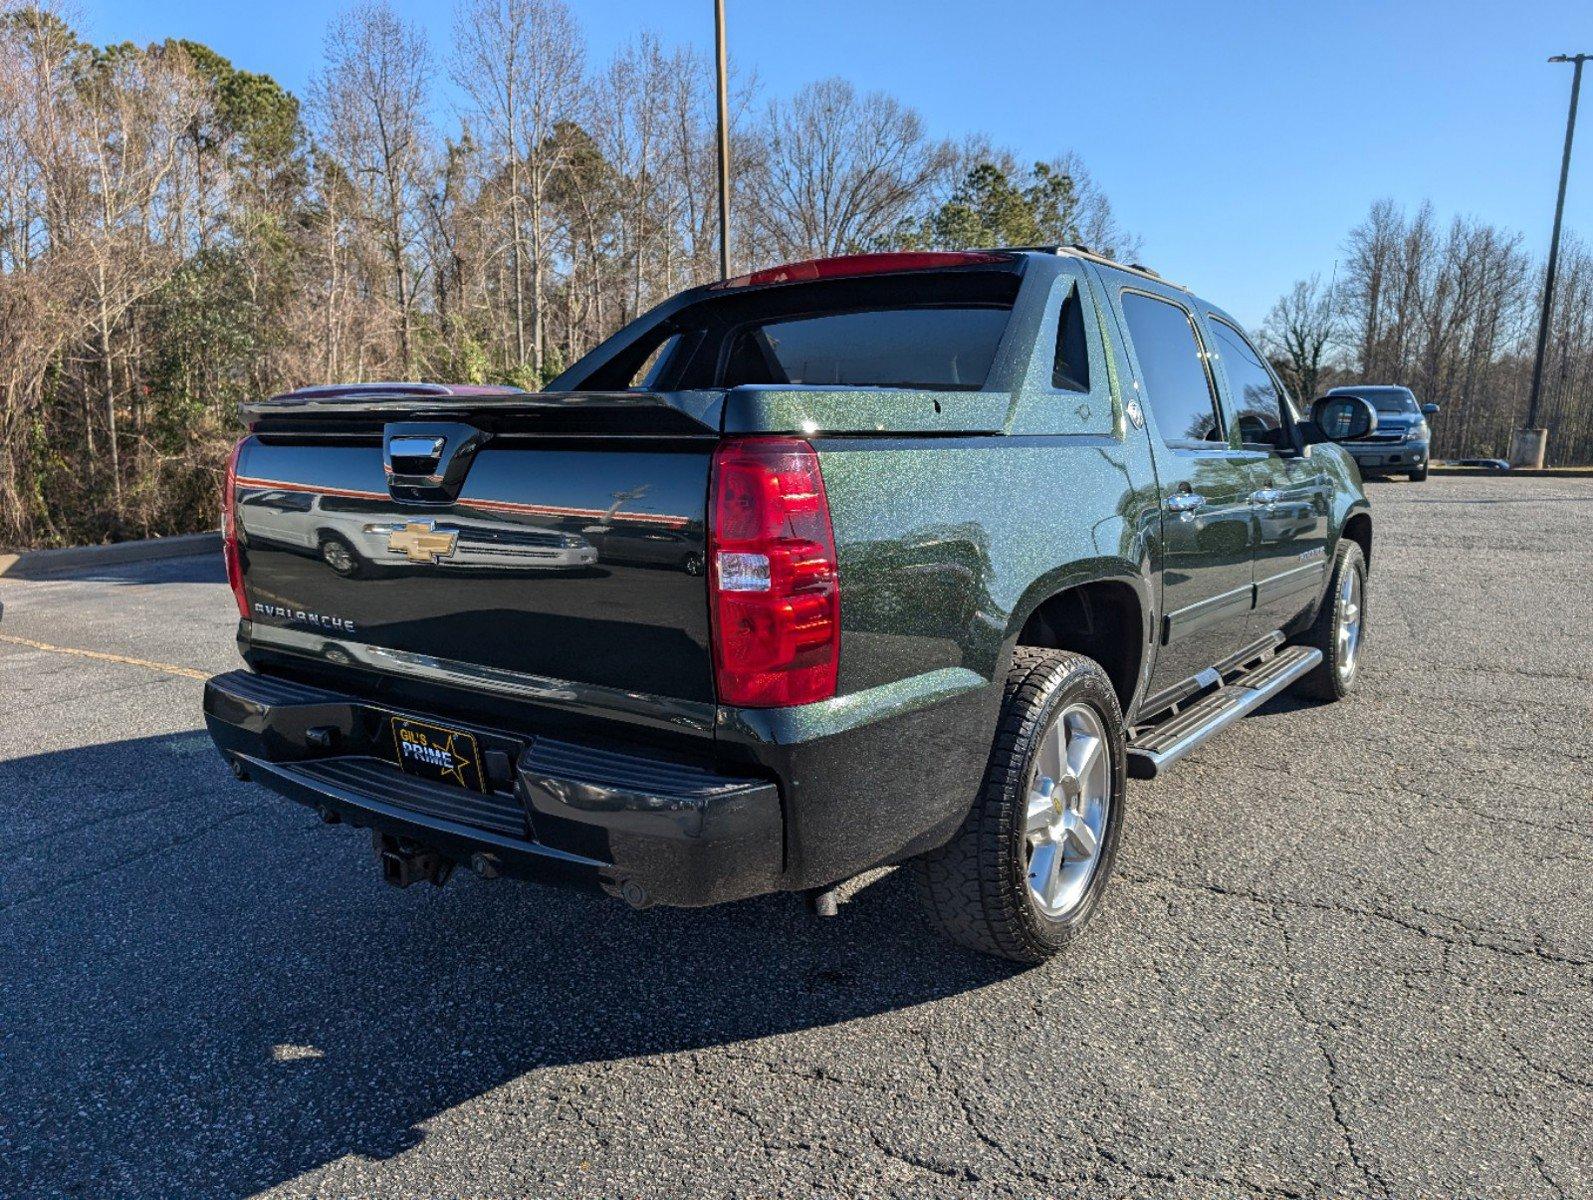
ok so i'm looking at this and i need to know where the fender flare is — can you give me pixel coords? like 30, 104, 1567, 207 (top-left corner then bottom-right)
999, 558, 1156, 715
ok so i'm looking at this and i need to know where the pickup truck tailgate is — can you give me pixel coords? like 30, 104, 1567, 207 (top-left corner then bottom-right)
232, 430, 714, 709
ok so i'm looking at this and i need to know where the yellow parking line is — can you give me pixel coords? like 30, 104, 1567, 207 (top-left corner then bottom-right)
0, 632, 208, 681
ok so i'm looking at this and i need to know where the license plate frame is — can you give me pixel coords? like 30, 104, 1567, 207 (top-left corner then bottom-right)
389, 715, 487, 793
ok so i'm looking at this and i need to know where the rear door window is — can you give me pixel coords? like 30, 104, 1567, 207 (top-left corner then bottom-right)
1207, 316, 1287, 448
721, 306, 1009, 391
1119, 290, 1223, 446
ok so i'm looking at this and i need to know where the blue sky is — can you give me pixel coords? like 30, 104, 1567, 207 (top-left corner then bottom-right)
80, 0, 1592, 327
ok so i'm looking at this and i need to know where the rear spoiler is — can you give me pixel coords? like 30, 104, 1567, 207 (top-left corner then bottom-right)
242, 383, 723, 436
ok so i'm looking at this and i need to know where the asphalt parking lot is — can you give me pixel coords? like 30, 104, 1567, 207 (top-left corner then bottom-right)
2, 475, 1589, 1199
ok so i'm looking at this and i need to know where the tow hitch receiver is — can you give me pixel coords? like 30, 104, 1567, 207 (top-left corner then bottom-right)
373, 832, 455, 889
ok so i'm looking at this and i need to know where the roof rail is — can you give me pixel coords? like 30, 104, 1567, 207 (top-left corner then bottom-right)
944, 243, 1189, 291
1054, 244, 1187, 291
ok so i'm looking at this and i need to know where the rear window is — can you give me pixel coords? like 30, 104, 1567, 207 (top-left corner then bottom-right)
560, 267, 1023, 392
722, 306, 1008, 391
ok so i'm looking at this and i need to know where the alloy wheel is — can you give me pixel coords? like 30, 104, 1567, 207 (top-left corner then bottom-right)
1023, 703, 1112, 918
1336, 566, 1363, 682
321, 540, 354, 574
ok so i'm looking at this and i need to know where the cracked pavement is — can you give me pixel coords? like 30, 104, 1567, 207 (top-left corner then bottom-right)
1, 475, 1589, 1198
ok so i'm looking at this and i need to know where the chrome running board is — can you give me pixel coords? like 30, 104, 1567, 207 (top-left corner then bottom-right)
1127, 646, 1323, 780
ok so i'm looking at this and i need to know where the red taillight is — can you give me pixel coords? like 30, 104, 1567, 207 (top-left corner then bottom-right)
708, 438, 839, 707
222, 438, 248, 619
713, 250, 1013, 290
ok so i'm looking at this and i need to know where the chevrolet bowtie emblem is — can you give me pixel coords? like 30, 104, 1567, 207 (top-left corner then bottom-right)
386, 521, 458, 564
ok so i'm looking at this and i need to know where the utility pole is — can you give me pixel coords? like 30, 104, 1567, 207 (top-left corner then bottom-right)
714, 0, 732, 280
1515, 53, 1587, 469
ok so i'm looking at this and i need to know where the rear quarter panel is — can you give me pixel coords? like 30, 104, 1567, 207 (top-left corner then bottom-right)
818, 436, 1158, 696
715, 256, 1164, 888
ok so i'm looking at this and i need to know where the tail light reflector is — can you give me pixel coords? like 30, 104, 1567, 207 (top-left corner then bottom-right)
222, 438, 249, 619
708, 437, 839, 707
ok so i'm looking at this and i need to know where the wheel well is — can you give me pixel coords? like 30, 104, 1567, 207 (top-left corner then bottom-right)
1342, 512, 1372, 568
1015, 581, 1143, 716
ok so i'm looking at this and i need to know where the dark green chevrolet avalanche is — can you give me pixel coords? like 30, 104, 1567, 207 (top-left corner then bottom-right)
205, 248, 1376, 963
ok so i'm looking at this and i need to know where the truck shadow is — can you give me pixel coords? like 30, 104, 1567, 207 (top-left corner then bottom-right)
2, 733, 1019, 1197
0, 553, 224, 585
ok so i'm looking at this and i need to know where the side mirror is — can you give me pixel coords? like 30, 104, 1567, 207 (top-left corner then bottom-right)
1421, 403, 1440, 417
1308, 394, 1378, 443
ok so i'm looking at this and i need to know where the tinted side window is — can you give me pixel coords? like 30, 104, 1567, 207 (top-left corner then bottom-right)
721, 306, 1009, 391
1051, 284, 1090, 393
1208, 317, 1285, 447
1120, 291, 1222, 445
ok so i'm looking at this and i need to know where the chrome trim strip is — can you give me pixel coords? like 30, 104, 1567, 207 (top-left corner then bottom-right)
1127, 647, 1323, 778
1167, 581, 1255, 619
1255, 558, 1328, 601
245, 625, 717, 734
1163, 580, 1256, 643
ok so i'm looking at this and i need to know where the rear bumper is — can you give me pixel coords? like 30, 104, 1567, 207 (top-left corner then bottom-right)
203, 669, 783, 907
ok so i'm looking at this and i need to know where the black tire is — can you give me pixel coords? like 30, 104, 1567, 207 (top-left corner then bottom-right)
1294, 539, 1366, 701
914, 648, 1127, 964
1409, 465, 1428, 482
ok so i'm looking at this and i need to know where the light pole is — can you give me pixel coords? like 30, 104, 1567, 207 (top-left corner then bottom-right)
714, 0, 731, 280
1515, 53, 1588, 469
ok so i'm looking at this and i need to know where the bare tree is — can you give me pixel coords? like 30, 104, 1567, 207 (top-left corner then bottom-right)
1261, 274, 1337, 402
1043, 150, 1139, 260
599, 33, 681, 322
1325, 199, 1593, 464
312, 2, 433, 373
749, 77, 953, 259
74, 40, 202, 517
452, 0, 582, 379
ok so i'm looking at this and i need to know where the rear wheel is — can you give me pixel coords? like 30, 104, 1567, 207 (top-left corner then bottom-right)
1294, 539, 1366, 700
318, 533, 363, 578
915, 648, 1126, 963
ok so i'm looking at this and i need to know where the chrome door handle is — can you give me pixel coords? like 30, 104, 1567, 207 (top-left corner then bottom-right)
1165, 492, 1205, 514
1250, 487, 1282, 506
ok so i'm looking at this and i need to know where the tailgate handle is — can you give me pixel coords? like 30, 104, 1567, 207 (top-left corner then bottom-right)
383, 422, 490, 503
388, 435, 447, 472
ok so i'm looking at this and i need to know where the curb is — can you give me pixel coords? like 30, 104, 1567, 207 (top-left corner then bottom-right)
1429, 467, 1593, 479
0, 532, 220, 579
